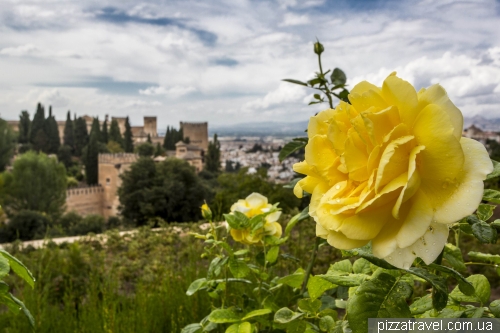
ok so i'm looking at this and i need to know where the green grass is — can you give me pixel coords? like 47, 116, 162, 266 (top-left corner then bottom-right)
0, 218, 340, 333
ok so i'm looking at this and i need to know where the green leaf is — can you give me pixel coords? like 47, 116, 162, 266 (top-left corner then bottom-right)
329, 259, 352, 274
307, 275, 335, 300
486, 159, 500, 180
282, 79, 308, 87
279, 140, 307, 162
181, 324, 203, 333
208, 309, 241, 323
286, 320, 307, 333
347, 273, 412, 333
489, 300, 500, 317
449, 275, 491, 304
319, 315, 335, 332
285, 207, 309, 237
297, 298, 322, 314
468, 251, 500, 264
208, 257, 227, 279
471, 221, 498, 243
330, 68, 346, 86
338, 89, 349, 102
443, 243, 466, 271
265, 246, 279, 264
0, 293, 35, 328
332, 320, 351, 333
410, 294, 433, 315
477, 204, 495, 221
224, 213, 249, 230
317, 274, 367, 287
313, 94, 321, 100
233, 249, 249, 256
492, 220, 500, 229
241, 308, 272, 321
0, 250, 35, 288
274, 307, 304, 324
427, 263, 474, 295
186, 278, 207, 296
0, 255, 9, 279
466, 214, 481, 225
352, 258, 371, 274
225, 322, 252, 333
407, 267, 448, 311
228, 259, 250, 278
308, 78, 327, 87
277, 268, 304, 289
483, 189, 500, 204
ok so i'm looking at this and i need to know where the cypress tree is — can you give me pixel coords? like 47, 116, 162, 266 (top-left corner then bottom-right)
90, 117, 101, 142
85, 131, 99, 185
109, 119, 123, 147
74, 117, 89, 157
123, 117, 134, 153
163, 126, 170, 150
147, 133, 152, 143
102, 118, 108, 144
18, 111, 31, 144
46, 106, 60, 154
204, 134, 221, 173
30, 103, 45, 147
63, 111, 74, 150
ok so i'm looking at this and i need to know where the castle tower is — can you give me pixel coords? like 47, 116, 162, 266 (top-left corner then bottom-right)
98, 153, 139, 218
180, 122, 208, 151
143, 116, 158, 137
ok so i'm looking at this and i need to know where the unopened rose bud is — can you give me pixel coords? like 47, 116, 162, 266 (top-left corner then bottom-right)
314, 41, 324, 55
201, 202, 212, 222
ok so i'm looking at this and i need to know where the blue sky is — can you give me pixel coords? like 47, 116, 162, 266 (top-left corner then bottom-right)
0, 0, 499, 129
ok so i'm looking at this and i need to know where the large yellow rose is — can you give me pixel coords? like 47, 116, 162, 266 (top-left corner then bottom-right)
229, 193, 282, 245
293, 72, 493, 269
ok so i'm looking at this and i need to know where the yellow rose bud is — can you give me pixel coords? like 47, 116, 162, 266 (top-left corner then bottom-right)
314, 41, 324, 55
201, 202, 212, 221
293, 73, 493, 269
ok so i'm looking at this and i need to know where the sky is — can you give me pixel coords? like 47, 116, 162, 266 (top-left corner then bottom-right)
0, 0, 499, 130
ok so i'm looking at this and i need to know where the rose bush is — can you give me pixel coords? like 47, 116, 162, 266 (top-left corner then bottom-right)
293, 72, 493, 269
227, 192, 282, 245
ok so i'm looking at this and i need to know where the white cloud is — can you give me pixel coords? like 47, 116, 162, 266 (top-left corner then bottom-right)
280, 13, 310, 26
0, 44, 38, 56
139, 85, 196, 98
243, 82, 308, 110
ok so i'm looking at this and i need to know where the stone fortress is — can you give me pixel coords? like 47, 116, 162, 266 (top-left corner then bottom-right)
8, 116, 209, 218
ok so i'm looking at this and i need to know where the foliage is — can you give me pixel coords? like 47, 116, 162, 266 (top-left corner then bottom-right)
107, 140, 124, 153
109, 119, 123, 148
29, 103, 45, 150
135, 142, 155, 157
85, 131, 99, 185
101, 117, 109, 144
74, 117, 89, 157
205, 134, 221, 173
68, 214, 105, 236
118, 158, 212, 225
0, 246, 35, 328
0, 210, 51, 242
57, 144, 74, 169
0, 151, 67, 217
45, 106, 61, 154
123, 116, 134, 153
163, 126, 184, 150
0, 118, 16, 172
154, 142, 165, 157
90, 117, 102, 143
17, 110, 31, 144
63, 111, 74, 150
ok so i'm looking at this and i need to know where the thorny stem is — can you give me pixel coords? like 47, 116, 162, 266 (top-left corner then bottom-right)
317, 53, 334, 109
301, 237, 321, 295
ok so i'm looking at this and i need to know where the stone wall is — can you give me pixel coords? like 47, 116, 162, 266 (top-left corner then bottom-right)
181, 122, 208, 151
66, 185, 104, 216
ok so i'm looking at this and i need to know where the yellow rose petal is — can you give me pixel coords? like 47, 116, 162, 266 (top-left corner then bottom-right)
395, 190, 433, 248
325, 229, 369, 250
381, 74, 419, 127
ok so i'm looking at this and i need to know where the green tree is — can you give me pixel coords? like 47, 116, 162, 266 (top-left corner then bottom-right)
0, 151, 67, 217
109, 119, 123, 147
123, 117, 134, 153
0, 210, 50, 242
163, 126, 184, 150
102, 118, 109, 144
154, 142, 165, 157
118, 158, 211, 225
107, 140, 124, 153
63, 111, 74, 151
74, 117, 89, 157
46, 106, 60, 154
90, 118, 101, 143
135, 142, 155, 157
30, 103, 45, 145
147, 133, 152, 143
204, 134, 221, 173
0, 119, 16, 172
18, 110, 31, 144
84, 131, 99, 185
57, 145, 73, 169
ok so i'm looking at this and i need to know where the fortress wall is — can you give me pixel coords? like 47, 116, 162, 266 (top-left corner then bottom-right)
144, 117, 158, 137
180, 122, 208, 151
66, 186, 104, 216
